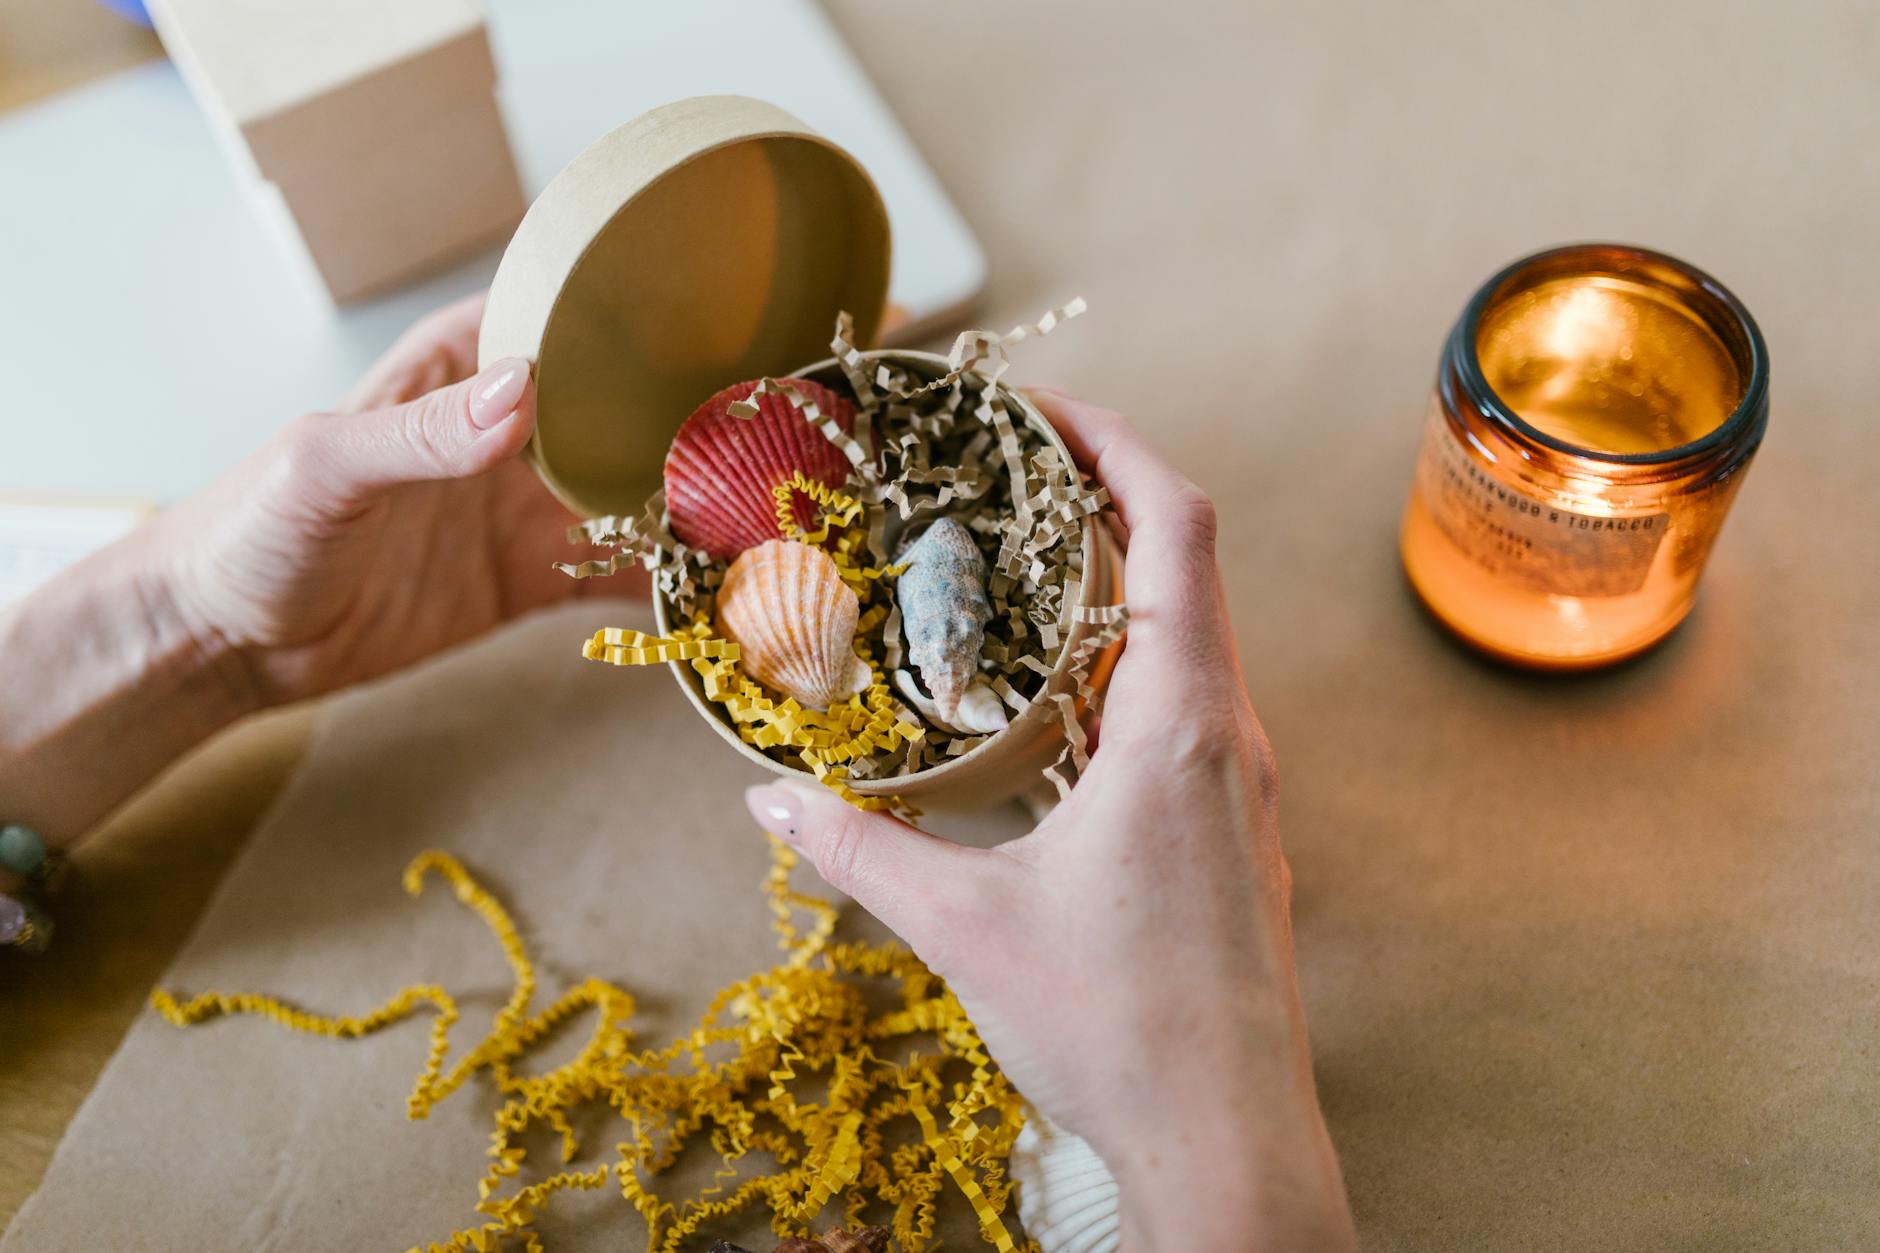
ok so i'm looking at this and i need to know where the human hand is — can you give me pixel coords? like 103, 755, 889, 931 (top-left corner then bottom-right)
151, 293, 639, 708
0, 295, 638, 889
743, 391, 1355, 1250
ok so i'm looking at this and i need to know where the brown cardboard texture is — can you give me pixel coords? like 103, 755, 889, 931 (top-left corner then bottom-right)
21, 7, 1880, 1247
481, 97, 1117, 810
0, 605, 1033, 1251
478, 96, 893, 519
147, 0, 526, 302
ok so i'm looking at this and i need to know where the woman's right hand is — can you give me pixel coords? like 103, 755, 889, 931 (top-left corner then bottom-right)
744, 391, 1356, 1251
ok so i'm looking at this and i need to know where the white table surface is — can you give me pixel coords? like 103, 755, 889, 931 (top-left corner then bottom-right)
0, 0, 983, 505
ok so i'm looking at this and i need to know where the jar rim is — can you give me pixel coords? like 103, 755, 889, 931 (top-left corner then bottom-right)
1448, 242, 1770, 468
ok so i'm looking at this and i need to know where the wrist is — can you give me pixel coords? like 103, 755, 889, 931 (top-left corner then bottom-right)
1089, 994, 1355, 1251
136, 525, 267, 721
1109, 1092, 1355, 1252
0, 524, 259, 843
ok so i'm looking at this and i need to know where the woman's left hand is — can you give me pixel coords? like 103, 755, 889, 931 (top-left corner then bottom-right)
2, 293, 638, 883
153, 293, 639, 707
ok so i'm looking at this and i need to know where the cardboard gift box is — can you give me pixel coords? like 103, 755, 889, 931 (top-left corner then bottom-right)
477, 95, 1123, 810
147, 0, 527, 302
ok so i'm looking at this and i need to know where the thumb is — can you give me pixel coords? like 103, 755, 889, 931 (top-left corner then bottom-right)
745, 779, 1008, 964
295, 357, 535, 505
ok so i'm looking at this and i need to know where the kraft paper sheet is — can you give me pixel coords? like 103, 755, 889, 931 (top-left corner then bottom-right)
2, 605, 1031, 1250
12, 0, 1880, 1248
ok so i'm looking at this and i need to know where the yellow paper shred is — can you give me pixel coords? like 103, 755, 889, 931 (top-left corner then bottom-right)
563, 302, 1126, 790
772, 470, 864, 547
582, 479, 925, 818
582, 628, 740, 668
152, 846, 1035, 1253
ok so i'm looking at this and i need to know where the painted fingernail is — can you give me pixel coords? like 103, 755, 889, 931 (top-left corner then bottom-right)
744, 783, 803, 848
469, 358, 530, 429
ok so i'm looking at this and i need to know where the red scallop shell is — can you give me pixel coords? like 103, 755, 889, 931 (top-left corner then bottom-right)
662, 378, 859, 561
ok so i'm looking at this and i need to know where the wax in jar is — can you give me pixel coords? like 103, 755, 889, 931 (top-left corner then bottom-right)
1475, 274, 1741, 455
1400, 245, 1768, 670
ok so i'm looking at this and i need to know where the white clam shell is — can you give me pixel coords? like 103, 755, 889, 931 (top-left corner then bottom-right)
893, 669, 1009, 735
1011, 1112, 1120, 1253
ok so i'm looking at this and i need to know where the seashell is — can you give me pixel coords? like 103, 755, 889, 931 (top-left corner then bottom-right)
1010, 1113, 1120, 1253
895, 518, 995, 726
664, 378, 858, 561
717, 540, 871, 711
772, 1228, 892, 1253
818, 1230, 892, 1253
894, 669, 1008, 736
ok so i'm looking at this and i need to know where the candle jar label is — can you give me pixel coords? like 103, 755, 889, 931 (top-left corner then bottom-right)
1413, 406, 1666, 598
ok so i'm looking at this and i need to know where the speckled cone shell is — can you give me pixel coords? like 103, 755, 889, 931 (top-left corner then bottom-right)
664, 378, 858, 560
896, 518, 995, 723
1011, 1113, 1120, 1253
717, 540, 870, 711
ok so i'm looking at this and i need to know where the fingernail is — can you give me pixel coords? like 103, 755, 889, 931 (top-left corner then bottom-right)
744, 782, 804, 848
469, 358, 530, 429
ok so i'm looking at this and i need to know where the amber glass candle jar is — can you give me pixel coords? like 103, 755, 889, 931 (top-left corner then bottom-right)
1400, 243, 1769, 669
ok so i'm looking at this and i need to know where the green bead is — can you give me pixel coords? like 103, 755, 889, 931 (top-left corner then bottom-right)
0, 824, 46, 877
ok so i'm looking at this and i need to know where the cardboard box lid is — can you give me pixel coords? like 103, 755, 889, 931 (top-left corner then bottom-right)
149, 0, 485, 126
479, 95, 892, 518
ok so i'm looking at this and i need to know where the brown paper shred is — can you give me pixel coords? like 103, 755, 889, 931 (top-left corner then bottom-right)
558, 498, 717, 622
882, 464, 993, 524
829, 311, 882, 416
1072, 602, 1129, 629
945, 734, 993, 758
732, 378, 875, 473
554, 551, 640, 582
1009, 655, 1056, 682
563, 301, 1121, 790
1038, 605, 1131, 797
1039, 693, 1090, 801
998, 296, 1087, 349
880, 603, 906, 674
1019, 455, 1111, 550
884, 297, 1088, 398
1027, 589, 1063, 641
987, 675, 1032, 717
979, 394, 1036, 589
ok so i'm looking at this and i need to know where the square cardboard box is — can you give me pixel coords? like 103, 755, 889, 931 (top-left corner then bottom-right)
148, 0, 526, 302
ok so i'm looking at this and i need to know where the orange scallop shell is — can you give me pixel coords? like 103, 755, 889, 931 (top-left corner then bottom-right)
663, 379, 858, 561
716, 539, 871, 711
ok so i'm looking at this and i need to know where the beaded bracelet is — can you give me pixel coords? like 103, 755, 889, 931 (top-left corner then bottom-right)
1, 823, 63, 953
